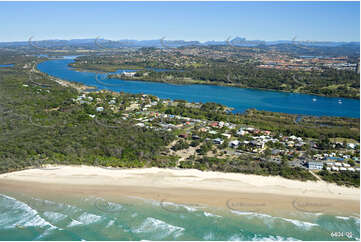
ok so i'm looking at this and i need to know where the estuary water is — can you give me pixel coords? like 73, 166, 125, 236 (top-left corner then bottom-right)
37, 58, 360, 118
0, 192, 359, 241
0, 64, 14, 67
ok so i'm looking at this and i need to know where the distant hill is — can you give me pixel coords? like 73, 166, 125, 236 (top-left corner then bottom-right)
0, 37, 359, 58
0, 37, 359, 48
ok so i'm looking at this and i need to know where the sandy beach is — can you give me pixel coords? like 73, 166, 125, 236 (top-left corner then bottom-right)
0, 165, 359, 217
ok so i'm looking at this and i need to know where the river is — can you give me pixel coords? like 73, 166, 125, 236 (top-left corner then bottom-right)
37, 58, 360, 118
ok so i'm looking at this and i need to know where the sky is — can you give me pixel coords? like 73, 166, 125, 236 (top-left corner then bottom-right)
0, 1, 359, 42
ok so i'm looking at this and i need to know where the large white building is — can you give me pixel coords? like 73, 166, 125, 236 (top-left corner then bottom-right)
307, 161, 323, 170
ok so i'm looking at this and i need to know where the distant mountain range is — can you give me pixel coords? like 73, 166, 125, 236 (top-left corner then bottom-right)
0, 37, 359, 48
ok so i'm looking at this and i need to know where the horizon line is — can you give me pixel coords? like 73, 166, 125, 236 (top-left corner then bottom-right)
0, 37, 360, 44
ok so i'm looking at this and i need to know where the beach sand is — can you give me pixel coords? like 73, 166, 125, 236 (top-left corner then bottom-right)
0, 165, 359, 218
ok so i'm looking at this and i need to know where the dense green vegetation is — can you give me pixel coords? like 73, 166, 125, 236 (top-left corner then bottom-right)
179, 156, 317, 181
0, 52, 359, 187
118, 65, 360, 99
0, 56, 176, 174
171, 140, 189, 151
319, 169, 360, 187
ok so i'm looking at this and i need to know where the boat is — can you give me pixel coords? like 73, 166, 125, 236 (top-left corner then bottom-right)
338, 99, 342, 104
312, 98, 317, 102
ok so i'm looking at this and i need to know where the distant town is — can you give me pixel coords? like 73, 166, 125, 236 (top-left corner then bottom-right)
66, 41, 360, 99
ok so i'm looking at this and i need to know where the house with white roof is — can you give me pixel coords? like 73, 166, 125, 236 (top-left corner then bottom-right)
135, 123, 145, 127
229, 140, 240, 148
236, 128, 247, 136
331, 166, 339, 171
213, 138, 224, 145
307, 161, 323, 170
96, 107, 104, 112
221, 133, 231, 139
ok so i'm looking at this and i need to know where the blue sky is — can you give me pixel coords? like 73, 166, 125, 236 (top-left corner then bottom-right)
0, 1, 359, 42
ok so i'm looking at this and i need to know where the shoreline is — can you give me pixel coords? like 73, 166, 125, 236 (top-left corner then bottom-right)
52, 76, 96, 92
34, 61, 96, 93
0, 165, 359, 218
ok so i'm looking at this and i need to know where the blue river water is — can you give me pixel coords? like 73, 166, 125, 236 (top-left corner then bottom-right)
0, 64, 14, 67
37, 58, 360, 118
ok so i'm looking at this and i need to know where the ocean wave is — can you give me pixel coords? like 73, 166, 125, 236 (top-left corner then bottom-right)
67, 219, 82, 227
132, 217, 184, 239
335, 215, 360, 227
127, 195, 203, 213
160, 200, 199, 213
228, 234, 245, 241
302, 212, 323, 217
336, 216, 351, 220
203, 211, 222, 218
251, 234, 301, 241
230, 210, 272, 218
93, 197, 124, 213
29, 197, 68, 213
105, 220, 115, 228
33, 227, 57, 240
230, 209, 319, 231
77, 212, 102, 225
0, 194, 57, 230
43, 211, 68, 222
280, 218, 319, 231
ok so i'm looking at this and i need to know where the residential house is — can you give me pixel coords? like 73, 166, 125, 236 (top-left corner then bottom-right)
209, 122, 218, 128
221, 133, 231, 139
236, 128, 247, 136
229, 140, 240, 148
213, 138, 224, 145
331, 166, 339, 171
192, 135, 200, 140
135, 122, 145, 127
307, 161, 323, 170
96, 107, 104, 112
179, 134, 188, 139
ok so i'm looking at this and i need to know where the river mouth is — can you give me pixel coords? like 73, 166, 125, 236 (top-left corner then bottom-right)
37, 57, 360, 118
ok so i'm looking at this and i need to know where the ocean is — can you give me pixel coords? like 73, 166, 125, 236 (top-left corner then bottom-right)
0, 192, 359, 241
